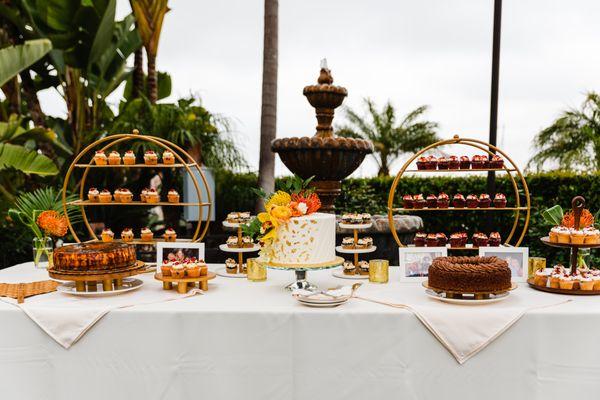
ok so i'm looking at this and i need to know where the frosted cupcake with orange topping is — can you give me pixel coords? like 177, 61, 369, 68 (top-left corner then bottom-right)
101, 228, 114, 242
164, 228, 177, 242
162, 150, 175, 165
87, 187, 100, 202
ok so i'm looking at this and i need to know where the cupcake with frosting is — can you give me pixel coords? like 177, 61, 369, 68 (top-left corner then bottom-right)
549, 226, 561, 243
437, 193, 450, 208
145, 188, 159, 203
570, 229, 585, 245
414, 232, 426, 247
478, 193, 491, 208
437, 156, 449, 170
343, 261, 356, 275
99, 189, 112, 203
490, 155, 504, 168
426, 194, 437, 208
358, 260, 370, 275
413, 194, 426, 209
534, 268, 549, 287
449, 233, 463, 248
118, 188, 133, 203
436, 232, 448, 246
225, 258, 237, 274
426, 233, 438, 247
94, 150, 107, 165
101, 228, 114, 242
140, 227, 153, 241
160, 260, 172, 277
448, 155, 460, 169
591, 270, 600, 290
123, 150, 136, 165
144, 150, 158, 165
555, 226, 571, 244
120, 228, 134, 242
167, 189, 180, 203
580, 273, 594, 290
164, 227, 177, 242
452, 194, 465, 208
342, 237, 355, 249
466, 194, 478, 208
162, 150, 175, 165
559, 274, 575, 290
583, 226, 600, 245
171, 262, 185, 278
108, 151, 121, 165
87, 187, 100, 202
416, 156, 428, 170
493, 193, 507, 208
402, 194, 414, 209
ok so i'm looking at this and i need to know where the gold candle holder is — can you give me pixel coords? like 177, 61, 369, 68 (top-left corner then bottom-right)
247, 258, 267, 282
369, 259, 389, 283
528, 257, 546, 278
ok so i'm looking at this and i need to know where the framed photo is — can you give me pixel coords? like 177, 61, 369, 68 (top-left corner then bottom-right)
479, 247, 529, 282
399, 247, 448, 282
156, 242, 205, 265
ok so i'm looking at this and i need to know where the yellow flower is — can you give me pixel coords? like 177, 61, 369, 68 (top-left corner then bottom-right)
265, 191, 292, 209
261, 228, 278, 242
258, 211, 278, 227
270, 205, 292, 222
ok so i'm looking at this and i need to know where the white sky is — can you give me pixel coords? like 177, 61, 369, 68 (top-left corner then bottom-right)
37, 0, 600, 176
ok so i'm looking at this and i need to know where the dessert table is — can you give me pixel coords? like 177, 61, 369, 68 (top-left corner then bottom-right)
1, 262, 600, 400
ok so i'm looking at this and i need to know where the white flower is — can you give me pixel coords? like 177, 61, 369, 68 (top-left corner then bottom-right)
297, 202, 308, 215
260, 226, 266, 234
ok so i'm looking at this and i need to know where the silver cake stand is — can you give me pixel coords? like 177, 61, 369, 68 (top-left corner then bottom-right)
265, 256, 345, 291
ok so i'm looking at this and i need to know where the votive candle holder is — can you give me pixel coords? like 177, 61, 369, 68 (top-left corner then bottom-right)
369, 259, 389, 283
247, 258, 267, 282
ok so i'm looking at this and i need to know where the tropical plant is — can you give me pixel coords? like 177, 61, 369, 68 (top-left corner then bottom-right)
0, 38, 51, 87
528, 92, 600, 172
336, 98, 440, 176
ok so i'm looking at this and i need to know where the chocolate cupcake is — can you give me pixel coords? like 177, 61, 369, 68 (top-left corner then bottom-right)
471, 155, 486, 169
436, 233, 448, 246
416, 156, 428, 170
437, 192, 450, 208
449, 233, 463, 248
448, 155, 460, 169
414, 232, 426, 247
426, 194, 438, 208
493, 193, 507, 208
466, 194, 478, 208
426, 155, 438, 170
490, 155, 504, 168
413, 194, 426, 209
473, 233, 488, 247
489, 232, 501, 246
403, 194, 414, 209
452, 193, 466, 208
459, 156, 471, 169
478, 193, 491, 208
437, 157, 449, 170
426, 233, 439, 247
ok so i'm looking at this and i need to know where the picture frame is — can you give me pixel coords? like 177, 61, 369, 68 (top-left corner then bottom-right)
478, 247, 529, 282
399, 247, 448, 282
156, 242, 205, 265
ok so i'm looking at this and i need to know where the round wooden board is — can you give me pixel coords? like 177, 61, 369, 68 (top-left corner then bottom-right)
527, 278, 600, 295
48, 261, 147, 281
154, 271, 216, 283
540, 236, 600, 250
422, 280, 517, 295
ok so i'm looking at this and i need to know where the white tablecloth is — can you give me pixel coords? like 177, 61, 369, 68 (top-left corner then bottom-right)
1, 262, 599, 400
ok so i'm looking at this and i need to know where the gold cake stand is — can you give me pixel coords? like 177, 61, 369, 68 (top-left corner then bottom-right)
265, 256, 345, 291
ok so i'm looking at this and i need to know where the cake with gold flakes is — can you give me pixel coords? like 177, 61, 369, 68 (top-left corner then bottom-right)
51, 242, 137, 274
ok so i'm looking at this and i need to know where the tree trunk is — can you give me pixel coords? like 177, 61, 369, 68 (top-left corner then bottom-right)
1, 76, 20, 115
256, 0, 278, 211
132, 48, 144, 99
378, 153, 389, 176
147, 52, 157, 104
19, 70, 45, 126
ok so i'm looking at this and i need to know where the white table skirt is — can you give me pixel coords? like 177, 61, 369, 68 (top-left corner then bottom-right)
1, 262, 599, 400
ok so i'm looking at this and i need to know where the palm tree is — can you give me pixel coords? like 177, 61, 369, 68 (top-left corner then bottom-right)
257, 0, 278, 207
528, 92, 600, 172
336, 98, 439, 176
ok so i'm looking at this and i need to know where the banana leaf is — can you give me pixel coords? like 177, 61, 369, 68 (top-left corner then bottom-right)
541, 205, 564, 226
0, 143, 58, 175
0, 39, 52, 87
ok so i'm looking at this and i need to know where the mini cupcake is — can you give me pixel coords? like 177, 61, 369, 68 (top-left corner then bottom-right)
493, 193, 507, 208
489, 232, 501, 246
242, 236, 254, 248
416, 156, 428, 170
436, 233, 448, 246
490, 155, 504, 168
108, 151, 121, 165
580, 274, 594, 291
99, 189, 112, 203
118, 188, 133, 203
449, 233, 463, 248
591, 270, 600, 290
162, 150, 175, 165
534, 269, 549, 287
144, 150, 158, 165
478, 194, 491, 208
113, 188, 123, 202
123, 150, 136, 165
426, 233, 438, 247
186, 261, 201, 278
94, 150, 107, 165
167, 189, 180, 203
402, 195, 414, 209
414, 232, 426, 247
583, 227, 600, 245
343, 261, 356, 275
549, 272, 562, 289
238, 212, 252, 223
121, 228, 134, 242
101, 228, 114, 242
227, 212, 241, 223
459, 155, 471, 169
426, 194, 438, 208
356, 238, 367, 249
437, 193, 450, 208
225, 258, 238, 274
240, 263, 247, 274
351, 214, 363, 224
452, 194, 466, 208
198, 260, 208, 276
559, 274, 575, 290
140, 188, 149, 203
437, 157, 449, 170
358, 261, 370, 275
363, 237, 373, 248
160, 261, 172, 277
466, 194, 478, 208
549, 226, 560, 242
145, 188, 159, 203
570, 229, 585, 245
227, 236, 240, 248
140, 227, 153, 241
413, 194, 426, 209
471, 155, 486, 169
87, 187, 100, 202
556, 226, 571, 244
448, 155, 460, 169
171, 263, 185, 278
426, 155, 438, 170
164, 227, 177, 242
473, 233, 488, 247
342, 237, 355, 249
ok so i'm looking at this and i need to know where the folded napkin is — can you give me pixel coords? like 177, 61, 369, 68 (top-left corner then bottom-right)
354, 284, 570, 364
1, 274, 201, 349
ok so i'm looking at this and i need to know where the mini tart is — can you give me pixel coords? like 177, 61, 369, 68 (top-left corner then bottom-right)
120, 228, 134, 242
140, 228, 153, 241
167, 190, 180, 203
101, 229, 114, 242
162, 151, 175, 165
119, 189, 133, 203
164, 228, 177, 242
87, 188, 100, 202
570, 230, 585, 245
144, 150, 158, 165
94, 151, 107, 165
123, 150, 136, 165
98, 190, 112, 203
108, 151, 121, 165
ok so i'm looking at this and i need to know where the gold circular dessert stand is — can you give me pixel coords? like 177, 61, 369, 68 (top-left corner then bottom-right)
61, 129, 212, 243
423, 281, 517, 300
49, 261, 147, 292
155, 271, 216, 293
264, 256, 345, 291
387, 135, 531, 249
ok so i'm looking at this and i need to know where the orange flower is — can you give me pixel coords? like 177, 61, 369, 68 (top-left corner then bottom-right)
562, 209, 594, 228
36, 210, 68, 237
292, 192, 321, 214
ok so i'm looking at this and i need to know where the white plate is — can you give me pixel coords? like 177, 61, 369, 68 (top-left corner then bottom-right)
297, 300, 347, 308
332, 270, 369, 280
57, 278, 143, 297
338, 222, 372, 230
222, 220, 253, 228
218, 243, 261, 253
335, 245, 377, 254
294, 294, 350, 304
424, 289, 510, 305
215, 267, 246, 278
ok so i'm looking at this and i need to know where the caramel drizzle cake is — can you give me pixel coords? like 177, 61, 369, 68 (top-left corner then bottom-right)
428, 256, 511, 293
52, 242, 137, 274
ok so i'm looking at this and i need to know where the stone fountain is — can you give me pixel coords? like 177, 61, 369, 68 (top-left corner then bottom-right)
271, 61, 373, 212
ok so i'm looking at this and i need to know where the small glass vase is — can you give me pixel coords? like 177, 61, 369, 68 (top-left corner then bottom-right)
33, 237, 54, 269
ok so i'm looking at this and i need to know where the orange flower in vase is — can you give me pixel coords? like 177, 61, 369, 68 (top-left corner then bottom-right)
36, 211, 68, 237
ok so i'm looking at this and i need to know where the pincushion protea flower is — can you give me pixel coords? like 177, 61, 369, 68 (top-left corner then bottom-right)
562, 209, 594, 228
36, 210, 68, 237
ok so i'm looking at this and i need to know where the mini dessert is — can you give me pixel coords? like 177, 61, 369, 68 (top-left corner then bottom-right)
94, 150, 108, 165
225, 258, 238, 274
167, 189, 180, 203
140, 227, 153, 241
559, 274, 575, 290
227, 212, 241, 223
549, 265, 565, 289
414, 232, 426, 247
436, 233, 448, 246
426, 156, 438, 170
363, 237, 373, 248
171, 262, 185, 278
403, 195, 414, 209
437, 193, 450, 208
437, 157, 449, 170
197, 259, 208, 276
144, 150, 158, 165
113, 188, 123, 202
459, 155, 471, 169
426, 194, 438, 208
416, 156, 429, 170
471, 155, 486, 169
343, 261, 356, 275
488, 232, 501, 246
448, 155, 460, 169
101, 228, 114, 242
449, 233, 463, 248
452, 194, 465, 208
342, 237, 355, 249
493, 193, 507, 208
356, 238, 367, 248
584, 227, 600, 244
549, 226, 560, 242
413, 194, 426, 209
426, 233, 438, 247
466, 194, 478, 208
227, 212, 252, 224
490, 155, 504, 168
360, 213, 372, 224
160, 261, 172, 277
162, 150, 175, 165
239, 263, 247, 274
580, 274, 594, 291
242, 236, 254, 248
118, 188, 133, 203
123, 150, 136, 165
108, 151, 121, 165
226, 236, 240, 248
556, 226, 571, 244
185, 258, 201, 278
140, 188, 149, 203
478, 194, 491, 208
570, 229, 585, 245
145, 188, 159, 203
238, 212, 252, 223
592, 270, 600, 290
533, 268, 550, 287
99, 189, 112, 203
164, 228, 177, 242
87, 187, 100, 202
472, 232, 488, 247
358, 260, 370, 275
121, 228, 134, 242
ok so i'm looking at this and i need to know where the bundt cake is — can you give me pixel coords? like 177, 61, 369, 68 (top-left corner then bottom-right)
428, 256, 511, 292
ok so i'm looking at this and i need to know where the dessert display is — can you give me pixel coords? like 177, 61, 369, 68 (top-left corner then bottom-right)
546, 205, 598, 245
532, 265, 600, 292
101, 228, 114, 242
164, 228, 177, 242
340, 213, 371, 225
93, 150, 108, 165
99, 189, 112, 203
87, 187, 100, 202
123, 150, 136, 165
226, 211, 252, 224
414, 154, 505, 171
145, 188, 159, 203
219, 212, 259, 277
162, 150, 175, 164
160, 258, 208, 278
414, 231, 500, 247
121, 228, 134, 242
144, 150, 158, 165
108, 151, 121, 165
428, 256, 511, 293
167, 189, 180, 203
493, 193, 507, 208
140, 227, 153, 241
399, 192, 502, 209
51, 242, 137, 274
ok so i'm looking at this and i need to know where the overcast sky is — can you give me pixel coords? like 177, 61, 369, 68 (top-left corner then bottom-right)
38, 0, 600, 176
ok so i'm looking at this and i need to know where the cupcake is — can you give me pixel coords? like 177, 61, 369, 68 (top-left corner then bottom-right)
360, 213, 372, 224
436, 233, 448, 246
227, 236, 240, 248
87, 187, 100, 202
570, 229, 585, 245
171, 263, 185, 278
363, 237, 374, 248
451, 194, 465, 208
437, 157, 449, 170
239, 263, 248, 274
416, 156, 428, 170
449, 233, 463, 248
556, 226, 571, 244
548, 226, 560, 242
185, 260, 201, 278
414, 232, 426, 247
356, 238, 367, 248
162, 150, 175, 165
113, 188, 123, 202
473, 233, 488, 247
242, 236, 254, 248
351, 214, 363, 224
580, 274, 594, 291
534, 269, 549, 287
120, 228, 134, 242
123, 150, 136, 165
93, 150, 107, 165
160, 261, 172, 277
358, 261, 370, 275
426, 156, 438, 170
402, 195, 414, 209
591, 271, 600, 290
559, 274, 575, 290
478, 194, 491, 208
99, 189, 112, 203
198, 260, 208, 276
343, 261, 356, 275
413, 194, 426, 209
549, 272, 562, 289
426, 233, 438, 247
227, 212, 241, 223
140, 227, 153, 241
101, 228, 114, 242
583, 227, 600, 244
118, 188, 133, 203
108, 151, 121, 165
167, 189, 180, 203
238, 212, 252, 223
144, 150, 158, 165
459, 155, 471, 169
140, 188, 149, 203
342, 237, 355, 249
466, 194, 478, 208
426, 194, 438, 208
448, 155, 460, 169
493, 193, 507, 208
145, 188, 159, 203
164, 228, 177, 242
490, 155, 504, 168
471, 155, 486, 169
437, 193, 450, 208
225, 258, 238, 274
489, 232, 501, 246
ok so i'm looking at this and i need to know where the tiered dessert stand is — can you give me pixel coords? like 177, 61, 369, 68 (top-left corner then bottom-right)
529, 196, 600, 295
217, 218, 261, 278
333, 220, 376, 279
387, 135, 531, 250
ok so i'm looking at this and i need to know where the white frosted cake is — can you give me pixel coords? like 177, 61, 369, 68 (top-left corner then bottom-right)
269, 212, 336, 265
